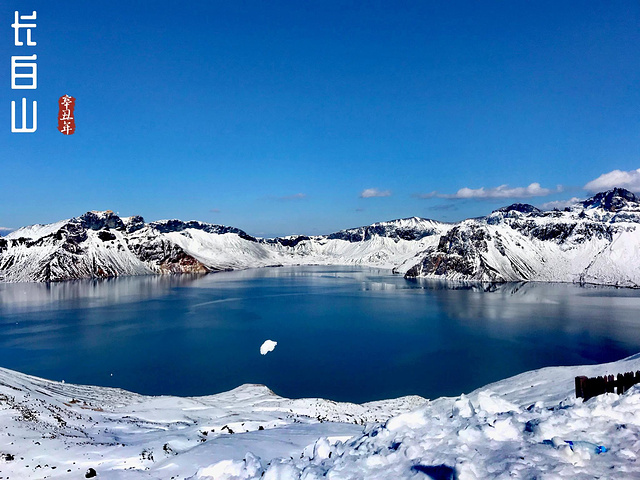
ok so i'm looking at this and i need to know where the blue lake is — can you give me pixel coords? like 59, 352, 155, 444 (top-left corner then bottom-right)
1, 266, 640, 403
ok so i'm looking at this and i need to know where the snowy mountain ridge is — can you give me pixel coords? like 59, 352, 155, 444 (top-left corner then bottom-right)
2, 188, 640, 286
405, 188, 640, 287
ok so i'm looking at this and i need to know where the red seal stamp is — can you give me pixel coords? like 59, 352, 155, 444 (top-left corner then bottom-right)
58, 95, 75, 135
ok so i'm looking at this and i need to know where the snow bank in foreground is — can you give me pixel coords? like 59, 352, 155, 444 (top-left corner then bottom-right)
2, 354, 640, 478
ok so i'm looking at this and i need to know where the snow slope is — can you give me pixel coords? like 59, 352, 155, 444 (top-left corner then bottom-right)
2, 355, 640, 478
0, 368, 424, 479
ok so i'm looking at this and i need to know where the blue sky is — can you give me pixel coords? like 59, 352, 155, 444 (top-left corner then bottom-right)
2, 1, 639, 236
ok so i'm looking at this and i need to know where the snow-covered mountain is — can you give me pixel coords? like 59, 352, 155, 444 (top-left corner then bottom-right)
403, 188, 640, 287
2, 188, 640, 286
0, 212, 445, 282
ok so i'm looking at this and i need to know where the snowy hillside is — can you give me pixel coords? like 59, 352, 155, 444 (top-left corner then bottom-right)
1, 354, 640, 478
2, 188, 640, 286
402, 188, 640, 287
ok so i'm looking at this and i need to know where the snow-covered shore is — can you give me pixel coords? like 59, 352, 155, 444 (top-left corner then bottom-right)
2, 355, 640, 479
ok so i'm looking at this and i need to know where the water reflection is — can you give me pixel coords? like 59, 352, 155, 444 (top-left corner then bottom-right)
0, 274, 203, 313
0, 267, 639, 402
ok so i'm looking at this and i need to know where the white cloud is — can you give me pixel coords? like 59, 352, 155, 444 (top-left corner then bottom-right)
539, 197, 582, 210
277, 193, 306, 200
360, 188, 391, 198
0, 227, 12, 232
584, 168, 640, 192
442, 183, 561, 199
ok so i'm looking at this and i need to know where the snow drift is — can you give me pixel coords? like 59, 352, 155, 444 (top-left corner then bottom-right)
1, 354, 640, 478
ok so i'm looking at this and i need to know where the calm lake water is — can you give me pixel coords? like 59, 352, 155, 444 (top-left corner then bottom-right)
1, 266, 640, 403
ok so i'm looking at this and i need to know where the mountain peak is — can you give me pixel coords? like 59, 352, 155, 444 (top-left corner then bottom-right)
582, 188, 638, 212
76, 210, 125, 231
493, 203, 541, 215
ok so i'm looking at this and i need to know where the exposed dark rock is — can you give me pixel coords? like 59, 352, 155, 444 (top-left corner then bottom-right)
8, 237, 28, 246
327, 218, 438, 242
265, 236, 311, 247
56, 222, 88, 245
405, 225, 497, 280
583, 188, 638, 212
436, 225, 490, 256
97, 231, 116, 242
124, 215, 145, 233
77, 210, 124, 231
129, 239, 209, 274
493, 203, 541, 215
528, 223, 576, 243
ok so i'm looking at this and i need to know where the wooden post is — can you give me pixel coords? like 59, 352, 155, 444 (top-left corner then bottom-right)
627, 372, 635, 392
575, 376, 588, 399
617, 373, 625, 394
606, 375, 615, 393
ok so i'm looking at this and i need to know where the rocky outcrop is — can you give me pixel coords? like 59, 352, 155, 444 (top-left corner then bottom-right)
2, 189, 640, 286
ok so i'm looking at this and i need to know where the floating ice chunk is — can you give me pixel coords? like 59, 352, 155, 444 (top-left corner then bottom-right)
260, 340, 277, 355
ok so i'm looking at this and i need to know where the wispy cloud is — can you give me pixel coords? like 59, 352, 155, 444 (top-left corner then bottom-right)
584, 168, 640, 192
360, 188, 391, 198
428, 204, 458, 211
276, 193, 307, 201
539, 197, 582, 210
413, 191, 437, 199
209, 208, 221, 213
0, 227, 13, 232
428, 183, 562, 200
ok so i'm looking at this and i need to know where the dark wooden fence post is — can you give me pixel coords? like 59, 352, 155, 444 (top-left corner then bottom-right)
626, 372, 634, 393
575, 376, 588, 399
606, 375, 614, 393
576, 370, 640, 400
